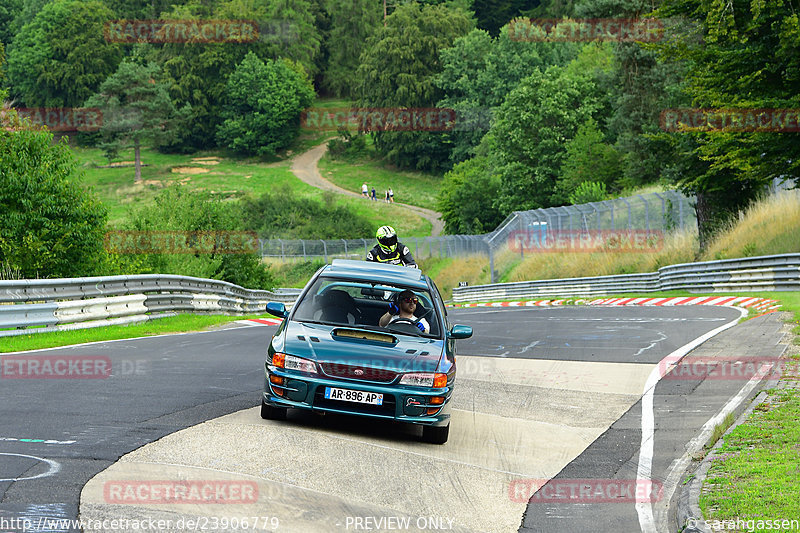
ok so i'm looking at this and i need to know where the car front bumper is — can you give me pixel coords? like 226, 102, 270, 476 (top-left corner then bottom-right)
262, 366, 452, 427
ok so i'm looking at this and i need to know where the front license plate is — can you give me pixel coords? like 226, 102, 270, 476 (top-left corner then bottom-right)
324, 387, 383, 405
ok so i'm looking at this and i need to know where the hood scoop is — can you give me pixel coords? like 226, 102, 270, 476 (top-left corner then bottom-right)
332, 328, 396, 344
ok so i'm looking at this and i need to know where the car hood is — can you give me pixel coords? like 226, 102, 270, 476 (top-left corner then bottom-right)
282, 321, 444, 373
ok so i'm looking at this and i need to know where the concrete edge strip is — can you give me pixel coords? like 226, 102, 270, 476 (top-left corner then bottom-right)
676, 342, 788, 533
635, 306, 748, 532
657, 366, 773, 532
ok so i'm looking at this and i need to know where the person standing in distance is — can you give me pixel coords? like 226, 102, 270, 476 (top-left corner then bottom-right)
366, 226, 417, 268
361, 183, 368, 198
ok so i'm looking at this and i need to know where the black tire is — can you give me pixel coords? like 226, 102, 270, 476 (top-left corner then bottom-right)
260, 400, 287, 420
421, 423, 449, 444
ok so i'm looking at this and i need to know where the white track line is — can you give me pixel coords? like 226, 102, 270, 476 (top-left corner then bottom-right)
636, 306, 747, 532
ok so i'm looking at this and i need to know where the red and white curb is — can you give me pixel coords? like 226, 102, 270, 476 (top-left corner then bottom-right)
236, 317, 284, 327
453, 296, 781, 311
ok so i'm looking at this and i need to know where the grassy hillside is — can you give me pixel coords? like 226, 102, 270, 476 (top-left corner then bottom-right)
701, 190, 800, 260
318, 151, 442, 211
71, 145, 431, 237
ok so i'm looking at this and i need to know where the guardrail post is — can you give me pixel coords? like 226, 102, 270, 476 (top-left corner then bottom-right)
342, 239, 347, 257
302, 240, 306, 259
609, 199, 615, 229
489, 245, 495, 283
279, 239, 284, 260
362, 239, 368, 258
621, 197, 632, 230
637, 194, 650, 231
321, 240, 328, 263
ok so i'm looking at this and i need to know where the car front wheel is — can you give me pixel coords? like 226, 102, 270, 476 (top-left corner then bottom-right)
261, 400, 287, 420
421, 423, 449, 444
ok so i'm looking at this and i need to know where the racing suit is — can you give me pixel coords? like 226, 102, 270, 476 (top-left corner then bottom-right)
366, 243, 417, 268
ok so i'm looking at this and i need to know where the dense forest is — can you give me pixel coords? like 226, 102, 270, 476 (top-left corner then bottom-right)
1, 0, 799, 282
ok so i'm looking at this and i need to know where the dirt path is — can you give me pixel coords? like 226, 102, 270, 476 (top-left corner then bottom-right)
290, 143, 445, 237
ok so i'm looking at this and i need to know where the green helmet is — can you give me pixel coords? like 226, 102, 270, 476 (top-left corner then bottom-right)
376, 225, 398, 253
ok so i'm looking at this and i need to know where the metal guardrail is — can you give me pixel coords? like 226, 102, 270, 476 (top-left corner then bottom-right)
0, 274, 301, 338
452, 253, 800, 302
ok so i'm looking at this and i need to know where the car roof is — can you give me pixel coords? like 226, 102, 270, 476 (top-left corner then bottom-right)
324, 259, 428, 290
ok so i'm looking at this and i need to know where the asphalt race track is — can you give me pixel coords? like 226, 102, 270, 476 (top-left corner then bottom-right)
0, 305, 787, 533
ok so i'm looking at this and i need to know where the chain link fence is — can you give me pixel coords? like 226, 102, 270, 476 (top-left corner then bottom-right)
258, 180, 797, 281
258, 235, 490, 262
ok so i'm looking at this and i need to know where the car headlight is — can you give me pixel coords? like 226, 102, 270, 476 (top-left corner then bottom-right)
399, 372, 447, 388
271, 352, 317, 374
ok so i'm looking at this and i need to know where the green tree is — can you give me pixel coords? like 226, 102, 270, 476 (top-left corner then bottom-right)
0, 0, 23, 45
355, 2, 474, 172
437, 23, 579, 164
488, 65, 598, 212
471, 0, 550, 36
113, 187, 276, 289
0, 110, 107, 278
436, 155, 504, 234
216, 52, 315, 156
556, 118, 622, 202
104, 0, 183, 18
6, 0, 122, 107
85, 61, 188, 183
653, 0, 800, 248
568, 180, 607, 204
155, 0, 321, 152
5, 0, 50, 40
215, 0, 322, 78
321, 0, 381, 97
242, 188, 373, 239
567, 0, 692, 192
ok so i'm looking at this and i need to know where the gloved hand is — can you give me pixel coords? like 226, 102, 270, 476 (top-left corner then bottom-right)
388, 302, 399, 315
416, 322, 425, 332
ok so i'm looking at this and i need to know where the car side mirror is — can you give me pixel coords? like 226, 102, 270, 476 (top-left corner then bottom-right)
448, 324, 472, 339
266, 302, 287, 319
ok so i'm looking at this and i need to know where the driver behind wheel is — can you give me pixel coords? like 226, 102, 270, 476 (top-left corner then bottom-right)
379, 289, 430, 333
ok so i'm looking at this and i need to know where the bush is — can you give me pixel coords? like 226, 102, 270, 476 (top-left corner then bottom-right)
0, 114, 107, 278
568, 181, 607, 205
216, 52, 315, 156
327, 127, 368, 161
242, 188, 373, 239
107, 188, 276, 290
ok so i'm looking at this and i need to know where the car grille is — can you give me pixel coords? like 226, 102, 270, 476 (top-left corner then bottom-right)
313, 388, 397, 417
319, 363, 398, 383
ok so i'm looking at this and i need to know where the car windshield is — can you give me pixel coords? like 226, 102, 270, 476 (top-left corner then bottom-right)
291, 276, 440, 337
